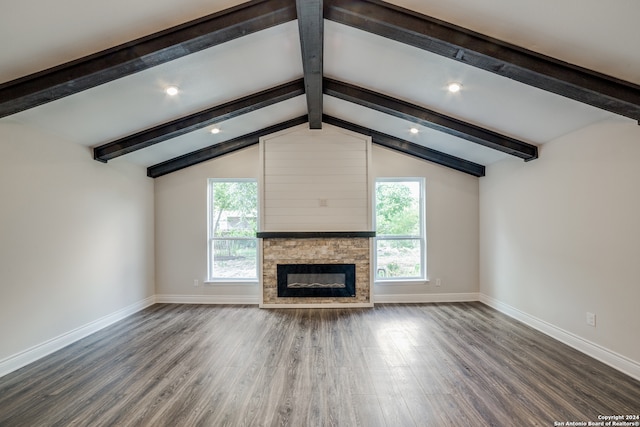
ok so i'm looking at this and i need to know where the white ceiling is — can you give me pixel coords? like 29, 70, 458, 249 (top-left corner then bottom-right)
1, 0, 638, 171
6, 22, 304, 151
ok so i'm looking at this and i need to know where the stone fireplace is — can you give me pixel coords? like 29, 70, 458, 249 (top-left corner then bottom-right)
258, 125, 374, 307
259, 232, 374, 307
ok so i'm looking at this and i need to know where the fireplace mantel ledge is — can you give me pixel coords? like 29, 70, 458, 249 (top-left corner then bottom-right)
257, 231, 375, 239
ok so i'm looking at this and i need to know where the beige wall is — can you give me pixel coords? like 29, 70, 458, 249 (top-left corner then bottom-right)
0, 121, 155, 364
154, 145, 262, 301
480, 117, 640, 365
372, 145, 479, 300
154, 131, 480, 301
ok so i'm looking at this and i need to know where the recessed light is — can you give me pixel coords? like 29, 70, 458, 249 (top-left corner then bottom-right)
165, 86, 179, 96
410, 127, 419, 134
447, 82, 462, 93
210, 128, 220, 134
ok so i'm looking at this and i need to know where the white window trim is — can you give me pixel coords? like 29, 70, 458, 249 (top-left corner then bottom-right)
373, 177, 427, 283
207, 178, 259, 283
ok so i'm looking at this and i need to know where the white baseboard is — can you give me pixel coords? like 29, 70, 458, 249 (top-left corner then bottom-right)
155, 294, 260, 305
479, 294, 640, 382
158, 293, 479, 306
374, 292, 479, 304
0, 296, 155, 379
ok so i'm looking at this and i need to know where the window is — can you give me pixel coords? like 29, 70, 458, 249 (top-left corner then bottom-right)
374, 178, 426, 281
208, 179, 258, 281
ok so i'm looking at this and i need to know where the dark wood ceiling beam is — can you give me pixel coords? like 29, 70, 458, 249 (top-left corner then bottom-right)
147, 116, 308, 178
0, 0, 297, 118
325, 0, 640, 122
296, 0, 324, 129
323, 115, 485, 177
324, 78, 537, 161
94, 79, 304, 162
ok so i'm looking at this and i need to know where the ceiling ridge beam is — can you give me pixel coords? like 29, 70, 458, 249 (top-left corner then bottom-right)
93, 79, 305, 162
323, 115, 485, 177
147, 116, 309, 178
324, 77, 538, 161
0, 0, 297, 118
296, 0, 324, 129
325, 0, 640, 122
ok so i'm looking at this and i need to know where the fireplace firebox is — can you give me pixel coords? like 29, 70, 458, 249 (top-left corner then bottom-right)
277, 264, 356, 298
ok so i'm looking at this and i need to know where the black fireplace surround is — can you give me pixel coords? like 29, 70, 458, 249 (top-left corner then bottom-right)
277, 264, 356, 298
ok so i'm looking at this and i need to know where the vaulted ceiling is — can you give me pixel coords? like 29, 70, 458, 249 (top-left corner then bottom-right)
2, 0, 639, 178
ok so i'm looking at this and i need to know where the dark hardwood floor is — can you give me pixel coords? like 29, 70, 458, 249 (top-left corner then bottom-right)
0, 303, 638, 426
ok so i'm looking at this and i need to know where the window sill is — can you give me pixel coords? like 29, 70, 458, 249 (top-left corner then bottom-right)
374, 279, 429, 286
205, 280, 259, 286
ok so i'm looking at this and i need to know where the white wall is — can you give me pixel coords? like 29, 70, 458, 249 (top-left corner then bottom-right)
262, 126, 371, 232
154, 131, 480, 302
480, 118, 640, 369
0, 121, 155, 367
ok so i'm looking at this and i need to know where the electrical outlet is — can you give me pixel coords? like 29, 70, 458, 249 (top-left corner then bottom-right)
193, 279, 199, 287
435, 278, 442, 287
586, 312, 596, 327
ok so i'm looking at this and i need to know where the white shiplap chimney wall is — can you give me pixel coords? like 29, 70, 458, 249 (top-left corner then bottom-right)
260, 124, 372, 232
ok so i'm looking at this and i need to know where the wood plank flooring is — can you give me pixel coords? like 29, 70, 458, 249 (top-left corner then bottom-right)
0, 302, 638, 426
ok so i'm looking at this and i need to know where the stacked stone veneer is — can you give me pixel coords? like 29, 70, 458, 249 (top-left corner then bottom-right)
262, 238, 371, 305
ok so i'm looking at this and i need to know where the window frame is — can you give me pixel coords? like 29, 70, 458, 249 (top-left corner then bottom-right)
207, 178, 259, 283
373, 177, 427, 283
